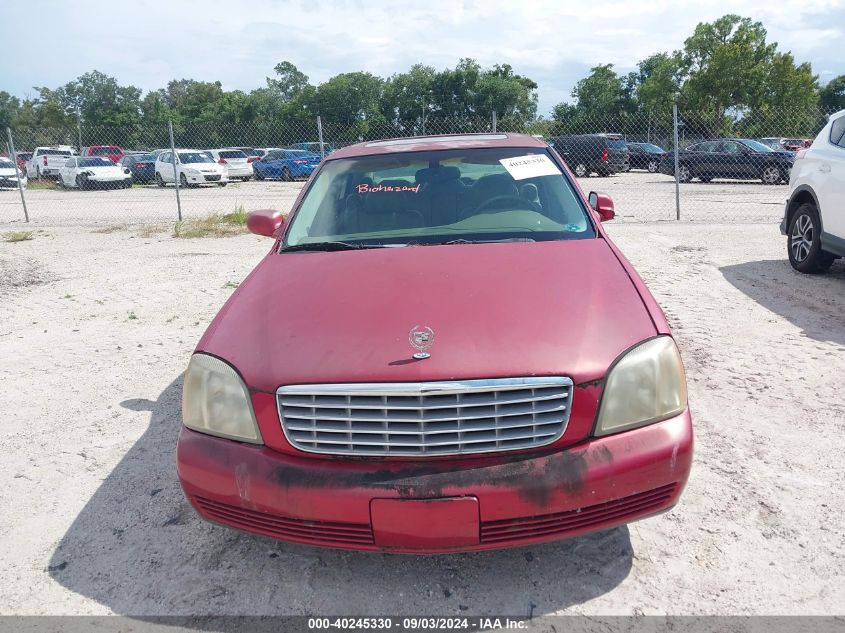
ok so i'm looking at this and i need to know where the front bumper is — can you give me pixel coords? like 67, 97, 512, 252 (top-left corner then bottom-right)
183, 172, 228, 184
0, 177, 26, 188
225, 166, 253, 178
177, 410, 693, 553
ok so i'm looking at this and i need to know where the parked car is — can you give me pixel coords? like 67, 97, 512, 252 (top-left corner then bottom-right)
119, 153, 156, 184
57, 156, 132, 189
286, 141, 335, 155
176, 132, 693, 553
780, 109, 845, 273
81, 145, 125, 164
659, 138, 795, 184
225, 147, 263, 163
14, 151, 32, 173
26, 146, 76, 178
207, 149, 252, 181
626, 142, 668, 173
548, 134, 628, 177
154, 149, 228, 187
0, 157, 27, 190
253, 149, 321, 181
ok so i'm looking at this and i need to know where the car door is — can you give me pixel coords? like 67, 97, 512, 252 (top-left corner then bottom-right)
60, 158, 76, 186
684, 142, 711, 176
159, 151, 176, 182
717, 141, 746, 179
817, 116, 845, 240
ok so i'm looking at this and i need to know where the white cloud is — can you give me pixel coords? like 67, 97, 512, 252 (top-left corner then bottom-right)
1, 0, 842, 114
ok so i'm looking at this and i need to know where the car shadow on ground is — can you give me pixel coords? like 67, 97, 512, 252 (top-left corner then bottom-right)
48, 376, 634, 620
720, 258, 845, 346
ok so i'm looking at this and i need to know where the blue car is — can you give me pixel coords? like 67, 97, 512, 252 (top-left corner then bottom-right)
253, 149, 321, 181
287, 142, 335, 155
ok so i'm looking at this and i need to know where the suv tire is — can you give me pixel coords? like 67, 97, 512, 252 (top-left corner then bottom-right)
788, 203, 835, 274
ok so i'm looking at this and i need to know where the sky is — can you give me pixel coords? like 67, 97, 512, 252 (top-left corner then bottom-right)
1, 0, 843, 116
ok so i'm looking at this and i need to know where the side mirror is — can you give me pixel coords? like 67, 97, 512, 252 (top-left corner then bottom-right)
247, 209, 285, 238
588, 192, 615, 222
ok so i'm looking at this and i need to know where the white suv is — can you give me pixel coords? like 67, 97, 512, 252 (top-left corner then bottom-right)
154, 149, 228, 187
781, 109, 845, 273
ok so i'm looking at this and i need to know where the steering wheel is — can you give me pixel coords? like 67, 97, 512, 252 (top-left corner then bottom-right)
473, 195, 541, 214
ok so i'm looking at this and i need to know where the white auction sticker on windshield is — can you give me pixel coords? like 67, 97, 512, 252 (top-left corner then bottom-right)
499, 154, 561, 180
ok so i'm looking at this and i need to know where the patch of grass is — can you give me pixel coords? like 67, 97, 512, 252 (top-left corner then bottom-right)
136, 224, 168, 238
63, 293, 73, 299
223, 281, 240, 289
127, 311, 138, 320
3, 231, 34, 243
172, 206, 248, 238
93, 224, 129, 234
25, 180, 56, 191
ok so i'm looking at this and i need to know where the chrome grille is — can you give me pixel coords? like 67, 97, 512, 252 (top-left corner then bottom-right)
277, 377, 574, 457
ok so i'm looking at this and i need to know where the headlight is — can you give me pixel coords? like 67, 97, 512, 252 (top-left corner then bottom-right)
595, 336, 687, 436
182, 353, 263, 443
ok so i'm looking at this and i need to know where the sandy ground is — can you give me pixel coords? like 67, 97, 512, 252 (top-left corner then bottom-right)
0, 171, 787, 226
0, 221, 843, 617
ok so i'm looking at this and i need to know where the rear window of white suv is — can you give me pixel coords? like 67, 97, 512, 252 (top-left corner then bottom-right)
830, 117, 845, 147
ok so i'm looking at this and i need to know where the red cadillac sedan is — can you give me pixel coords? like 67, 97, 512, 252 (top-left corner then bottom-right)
176, 133, 693, 553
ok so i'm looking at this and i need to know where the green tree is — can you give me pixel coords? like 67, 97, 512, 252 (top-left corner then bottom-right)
267, 61, 310, 102
680, 15, 775, 135
0, 91, 20, 129
820, 75, 845, 111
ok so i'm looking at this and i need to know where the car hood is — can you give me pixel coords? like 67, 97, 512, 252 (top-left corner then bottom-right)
183, 163, 222, 172
84, 166, 125, 176
198, 239, 657, 392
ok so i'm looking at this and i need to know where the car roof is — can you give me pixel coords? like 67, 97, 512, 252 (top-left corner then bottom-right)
327, 133, 546, 160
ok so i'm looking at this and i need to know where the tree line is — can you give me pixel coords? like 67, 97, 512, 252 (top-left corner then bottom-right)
1, 13, 843, 150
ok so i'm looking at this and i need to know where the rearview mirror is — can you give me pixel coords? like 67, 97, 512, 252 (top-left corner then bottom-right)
588, 192, 615, 222
247, 209, 285, 238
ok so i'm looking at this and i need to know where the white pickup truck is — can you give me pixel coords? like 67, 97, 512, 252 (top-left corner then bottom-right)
26, 146, 77, 179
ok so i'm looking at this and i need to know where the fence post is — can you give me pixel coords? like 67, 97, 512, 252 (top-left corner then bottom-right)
76, 109, 84, 155
317, 116, 325, 160
673, 104, 681, 221
6, 127, 29, 223
168, 120, 182, 222
492, 111, 497, 133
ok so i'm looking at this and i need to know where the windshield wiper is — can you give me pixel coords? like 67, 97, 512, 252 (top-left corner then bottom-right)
441, 237, 536, 245
282, 241, 391, 252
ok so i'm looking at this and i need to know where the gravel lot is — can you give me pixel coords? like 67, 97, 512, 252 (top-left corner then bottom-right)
0, 171, 788, 226
1, 218, 843, 617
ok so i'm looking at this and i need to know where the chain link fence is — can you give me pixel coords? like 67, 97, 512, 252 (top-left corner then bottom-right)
1, 107, 839, 227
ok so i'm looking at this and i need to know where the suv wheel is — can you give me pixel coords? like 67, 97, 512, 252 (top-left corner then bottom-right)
788, 203, 835, 274
573, 163, 588, 178
762, 164, 782, 185
647, 159, 659, 173
155, 173, 165, 187
677, 164, 691, 183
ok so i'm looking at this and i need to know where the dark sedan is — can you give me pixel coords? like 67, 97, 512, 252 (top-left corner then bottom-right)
119, 153, 156, 184
659, 139, 794, 184
626, 143, 667, 173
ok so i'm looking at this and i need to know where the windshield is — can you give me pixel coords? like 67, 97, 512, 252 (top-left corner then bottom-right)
740, 139, 773, 153
283, 147, 595, 249
179, 152, 214, 164
219, 150, 247, 159
40, 149, 72, 156
92, 147, 120, 155
606, 139, 627, 149
641, 143, 664, 153
0, 159, 15, 169
79, 157, 115, 167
